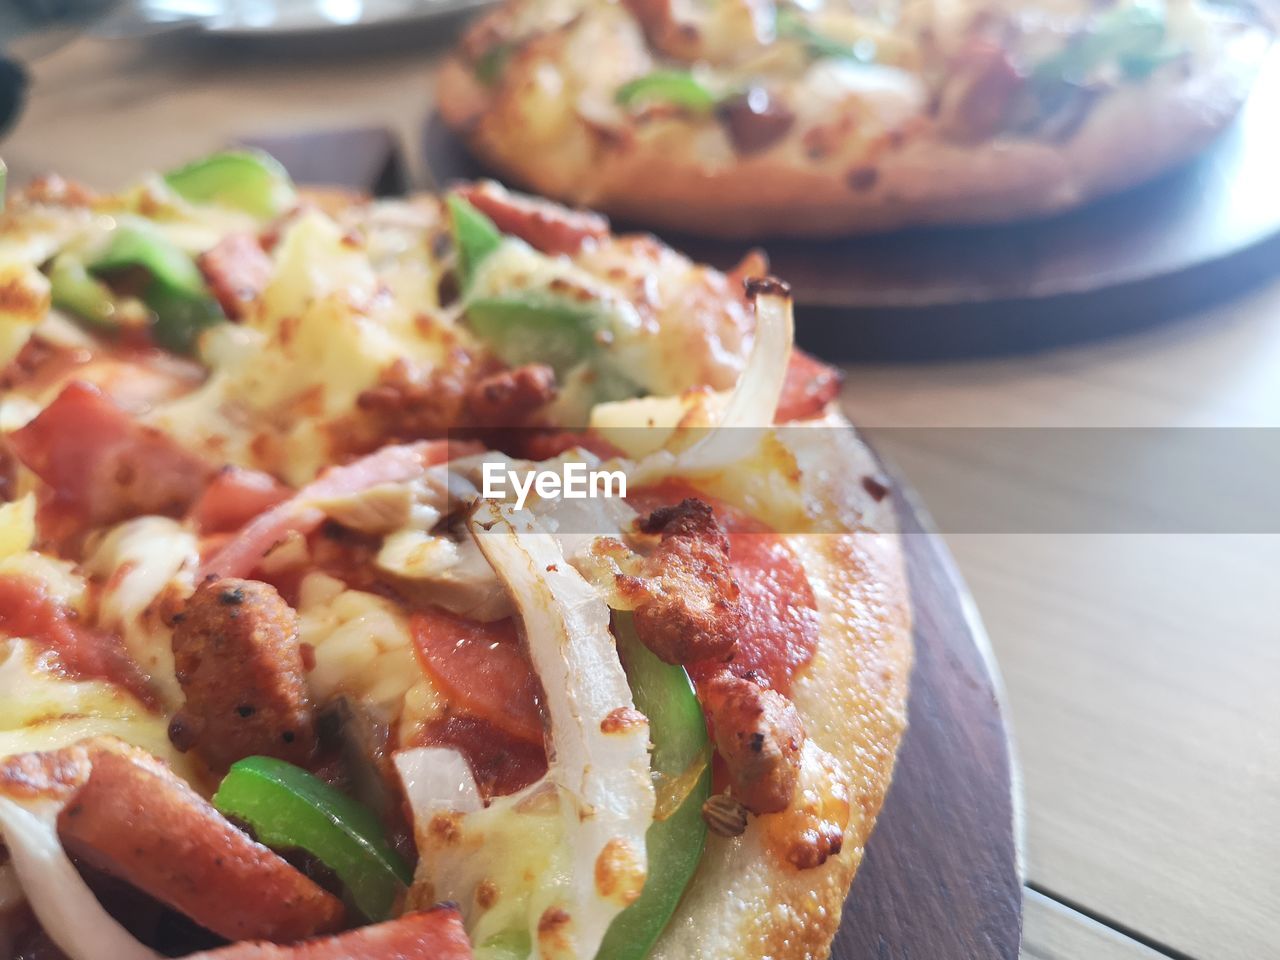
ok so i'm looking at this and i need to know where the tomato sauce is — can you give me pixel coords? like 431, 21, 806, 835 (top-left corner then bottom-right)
0, 574, 155, 707
629, 480, 819, 697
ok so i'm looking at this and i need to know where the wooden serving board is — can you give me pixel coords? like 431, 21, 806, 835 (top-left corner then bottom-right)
832, 485, 1023, 960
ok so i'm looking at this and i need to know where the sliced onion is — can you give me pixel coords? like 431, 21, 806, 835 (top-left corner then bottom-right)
633, 283, 794, 481
406, 502, 654, 959
0, 797, 159, 960
394, 747, 482, 817
0, 859, 22, 912
470, 501, 654, 955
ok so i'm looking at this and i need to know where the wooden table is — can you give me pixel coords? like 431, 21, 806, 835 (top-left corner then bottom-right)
6, 29, 1280, 960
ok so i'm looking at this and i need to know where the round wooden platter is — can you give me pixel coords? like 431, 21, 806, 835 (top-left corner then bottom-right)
420, 50, 1280, 360
832, 482, 1024, 960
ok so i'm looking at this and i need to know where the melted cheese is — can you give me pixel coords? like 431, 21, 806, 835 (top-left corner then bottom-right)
297, 573, 430, 726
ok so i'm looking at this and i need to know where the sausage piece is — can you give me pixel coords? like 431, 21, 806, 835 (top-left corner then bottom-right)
626, 499, 743, 666
0, 738, 345, 945
701, 670, 805, 815
169, 578, 316, 769
454, 182, 608, 256
464, 363, 557, 427
184, 906, 473, 959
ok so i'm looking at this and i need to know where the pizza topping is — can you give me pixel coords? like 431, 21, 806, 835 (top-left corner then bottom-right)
183, 906, 474, 960
699, 669, 805, 815
355, 353, 490, 440
163, 149, 297, 221
9, 380, 215, 537
0, 573, 155, 707
453, 181, 609, 256
629, 277, 792, 481
409, 607, 545, 745
936, 35, 1024, 143
775, 348, 841, 422
76, 218, 227, 354
627, 480, 820, 697
0, 738, 345, 952
775, 8, 877, 65
445, 193, 503, 291
717, 87, 796, 155
191, 466, 293, 535
197, 232, 274, 320
465, 361, 558, 427
1034, 2, 1174, 87
168, 577, 317, 770
595, 614, 710, 960
762, 741, 851, 871
415, 713, 549, 797
408, 502, 654, 960
590, 498, 742, 666
721, 526, 820, 696
198, 440, 458, 582
0, 780, 162, 960
616, 69, 719, 113
211, 755, 413, 923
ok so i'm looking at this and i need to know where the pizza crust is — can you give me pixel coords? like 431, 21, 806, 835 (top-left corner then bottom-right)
650, 417, 913, 959
438, 19, 1270, 237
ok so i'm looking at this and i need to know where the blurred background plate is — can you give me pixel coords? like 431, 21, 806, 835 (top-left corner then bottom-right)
102, 0, 495, 38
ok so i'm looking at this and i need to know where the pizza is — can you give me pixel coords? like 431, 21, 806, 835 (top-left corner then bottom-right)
0, 153, 910, 960
437, 0, 1273, 237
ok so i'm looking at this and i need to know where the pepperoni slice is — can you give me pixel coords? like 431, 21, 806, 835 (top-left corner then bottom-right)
191, 466, 293, 535
410, 609, 544, 745
775, 349, 841, 423
0, 574, 155, 706
9, 380, 214, 538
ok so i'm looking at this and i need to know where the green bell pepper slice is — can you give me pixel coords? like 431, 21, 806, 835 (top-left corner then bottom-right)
475, 44, 512, 86
163, 149, 296, 219
447, 194, 504, 291
86, 221, 224, 353
775, 9, 876, 64
616, 70, 719, 113
465, 293, 604, 377
0, 160, 7, 213
49, 254, 118, 329
597, 614, 711, 960
213, 756, 413, 923
1032, 2, 1167, 85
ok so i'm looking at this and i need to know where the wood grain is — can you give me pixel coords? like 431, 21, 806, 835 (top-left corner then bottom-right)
1021, 890, 1167, 960
841, 281, 1280, 960
833, 490, 1023, 959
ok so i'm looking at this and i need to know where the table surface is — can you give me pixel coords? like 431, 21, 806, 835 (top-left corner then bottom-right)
6, 28, 1280, 960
